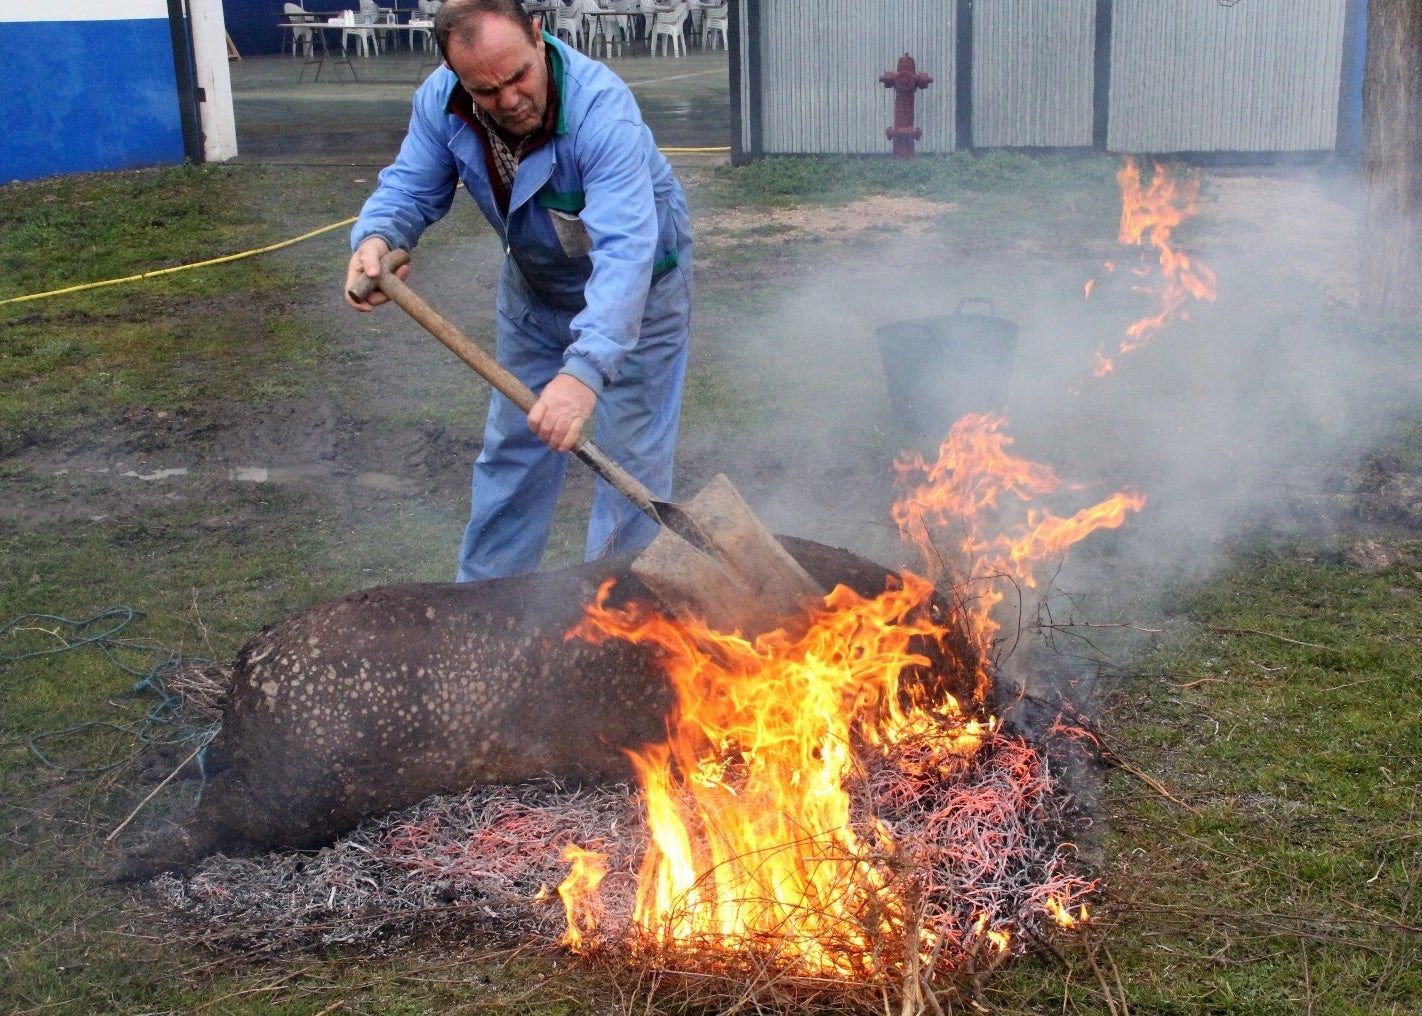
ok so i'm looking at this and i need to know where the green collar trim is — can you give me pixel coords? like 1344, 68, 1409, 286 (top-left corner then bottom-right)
544, 31, 568, 136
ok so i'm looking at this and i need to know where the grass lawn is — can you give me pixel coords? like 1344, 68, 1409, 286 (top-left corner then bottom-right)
2, 153, 1421, 1015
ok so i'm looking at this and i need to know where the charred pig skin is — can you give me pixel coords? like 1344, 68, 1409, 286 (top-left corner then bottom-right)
111, 537, 976, 881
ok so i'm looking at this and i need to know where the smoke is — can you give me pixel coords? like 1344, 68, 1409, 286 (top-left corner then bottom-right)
699, 164, 1422, 627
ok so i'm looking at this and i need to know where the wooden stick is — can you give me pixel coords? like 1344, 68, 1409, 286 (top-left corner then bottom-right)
1206, 625, 1341, 653
1108, 754, 1200, 815
105, 742, 205, 842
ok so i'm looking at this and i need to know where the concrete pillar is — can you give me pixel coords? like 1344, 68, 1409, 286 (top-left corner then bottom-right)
189, 0, 238, 162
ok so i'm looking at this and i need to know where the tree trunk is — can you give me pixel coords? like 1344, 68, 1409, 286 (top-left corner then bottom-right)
1361, 0, 1422, 316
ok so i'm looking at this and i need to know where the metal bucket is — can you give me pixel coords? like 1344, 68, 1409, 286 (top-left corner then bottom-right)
875, 299, 1018, 438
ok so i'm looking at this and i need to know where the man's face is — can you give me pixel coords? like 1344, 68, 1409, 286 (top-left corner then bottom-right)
446, 13, 548, 136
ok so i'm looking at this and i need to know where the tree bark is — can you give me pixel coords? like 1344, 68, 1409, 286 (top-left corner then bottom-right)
1361, 0, 1422, 316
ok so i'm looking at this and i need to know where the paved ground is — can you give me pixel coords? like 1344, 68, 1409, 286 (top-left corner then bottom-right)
229, 43, 732, 165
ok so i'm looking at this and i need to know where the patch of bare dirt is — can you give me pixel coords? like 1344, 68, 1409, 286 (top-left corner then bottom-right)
698, 195, 957, 248
1200, 170, 1359, 303
0, 400, 479, 530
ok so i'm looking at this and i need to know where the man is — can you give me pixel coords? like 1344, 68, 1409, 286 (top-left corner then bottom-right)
345, 0, 693, 582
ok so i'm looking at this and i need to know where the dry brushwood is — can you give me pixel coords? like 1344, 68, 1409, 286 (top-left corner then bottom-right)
145, 728, 1097, 1016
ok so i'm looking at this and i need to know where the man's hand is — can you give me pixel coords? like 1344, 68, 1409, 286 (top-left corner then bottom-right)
528, 373, 597, 453
344, 236, 409, 311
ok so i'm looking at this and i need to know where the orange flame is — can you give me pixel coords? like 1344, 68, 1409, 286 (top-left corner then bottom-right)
1092, 158, 1217, 376
567, 569, 992, 976
1045, 894, 1088, 929
891, 412, 1144, 591
559, 843, 608, 951
972, 912, 1012, 953
556, 414, 1124, 978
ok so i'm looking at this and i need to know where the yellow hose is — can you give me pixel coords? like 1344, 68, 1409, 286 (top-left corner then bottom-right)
1, 143, 731, 307
0, 217, 357, 308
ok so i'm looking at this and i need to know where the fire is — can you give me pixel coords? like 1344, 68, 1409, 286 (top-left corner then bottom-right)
541, 158, 1187, 992
1044, 894, 1088, 930
1093, 157, 1217, 376
558, 843, 608, 951
552, 412, 1134, 984
891, 412, 1144, 647
1082, 260, 1114, 301
569, 569, 988, 977
972, 912, 1011, 953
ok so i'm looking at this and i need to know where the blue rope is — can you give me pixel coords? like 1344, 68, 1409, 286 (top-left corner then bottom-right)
2, 609, 220, 776
1, 607, 141, 667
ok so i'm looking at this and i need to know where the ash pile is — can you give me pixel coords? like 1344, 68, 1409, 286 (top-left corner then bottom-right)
145, 724, 1097, 990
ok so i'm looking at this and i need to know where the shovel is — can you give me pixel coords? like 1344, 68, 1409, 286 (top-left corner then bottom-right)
348, 249, 823, 635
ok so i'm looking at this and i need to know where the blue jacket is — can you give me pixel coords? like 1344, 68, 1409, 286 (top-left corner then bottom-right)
352, 33, 692, 393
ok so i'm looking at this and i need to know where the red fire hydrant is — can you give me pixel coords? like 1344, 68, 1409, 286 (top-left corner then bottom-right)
881, 53, 933, 160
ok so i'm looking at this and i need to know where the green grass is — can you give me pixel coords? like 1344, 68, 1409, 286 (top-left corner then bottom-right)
706, 150, 1124, 208
2, 155, 1422, 1014
1043, 534, 1422, 1016
0, 166, 268, 291
0, 165, 356, 454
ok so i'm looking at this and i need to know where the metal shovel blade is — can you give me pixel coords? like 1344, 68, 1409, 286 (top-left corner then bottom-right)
632, 473, 823, 636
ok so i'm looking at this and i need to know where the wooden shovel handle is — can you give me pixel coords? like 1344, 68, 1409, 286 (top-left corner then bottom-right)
347, 249, 662, 519
349, 249, 537, 415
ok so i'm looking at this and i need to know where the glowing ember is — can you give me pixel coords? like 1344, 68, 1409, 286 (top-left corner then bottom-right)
1091, 157, 1217, 376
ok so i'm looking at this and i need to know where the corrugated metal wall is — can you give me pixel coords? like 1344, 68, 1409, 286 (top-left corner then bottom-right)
972, 0, 1095, 148
750, 0, 958, 155
1107, 0, 1347, 152
737, 0, 1352, 158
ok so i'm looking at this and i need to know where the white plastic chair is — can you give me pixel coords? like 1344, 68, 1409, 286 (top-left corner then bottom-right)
701, 1, 726, 49
352, 0, 393, 53
554, 0, 591, 51
407, 23, 433, 52
411, 0, 438, 51
650, 1, 689, 57
588, 0, 631, 57
283, 3, 314, 57
343, 21, 378, 57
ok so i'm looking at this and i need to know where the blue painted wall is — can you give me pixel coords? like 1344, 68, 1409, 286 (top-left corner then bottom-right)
1, 18, 185, 183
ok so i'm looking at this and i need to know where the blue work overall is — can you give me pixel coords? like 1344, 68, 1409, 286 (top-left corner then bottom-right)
351, 32, 693, 581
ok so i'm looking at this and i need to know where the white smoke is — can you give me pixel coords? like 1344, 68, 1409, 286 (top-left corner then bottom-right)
700, 163, 1422, 624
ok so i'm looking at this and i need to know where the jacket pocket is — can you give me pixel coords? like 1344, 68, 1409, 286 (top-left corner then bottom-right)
548, 209, 594, 259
